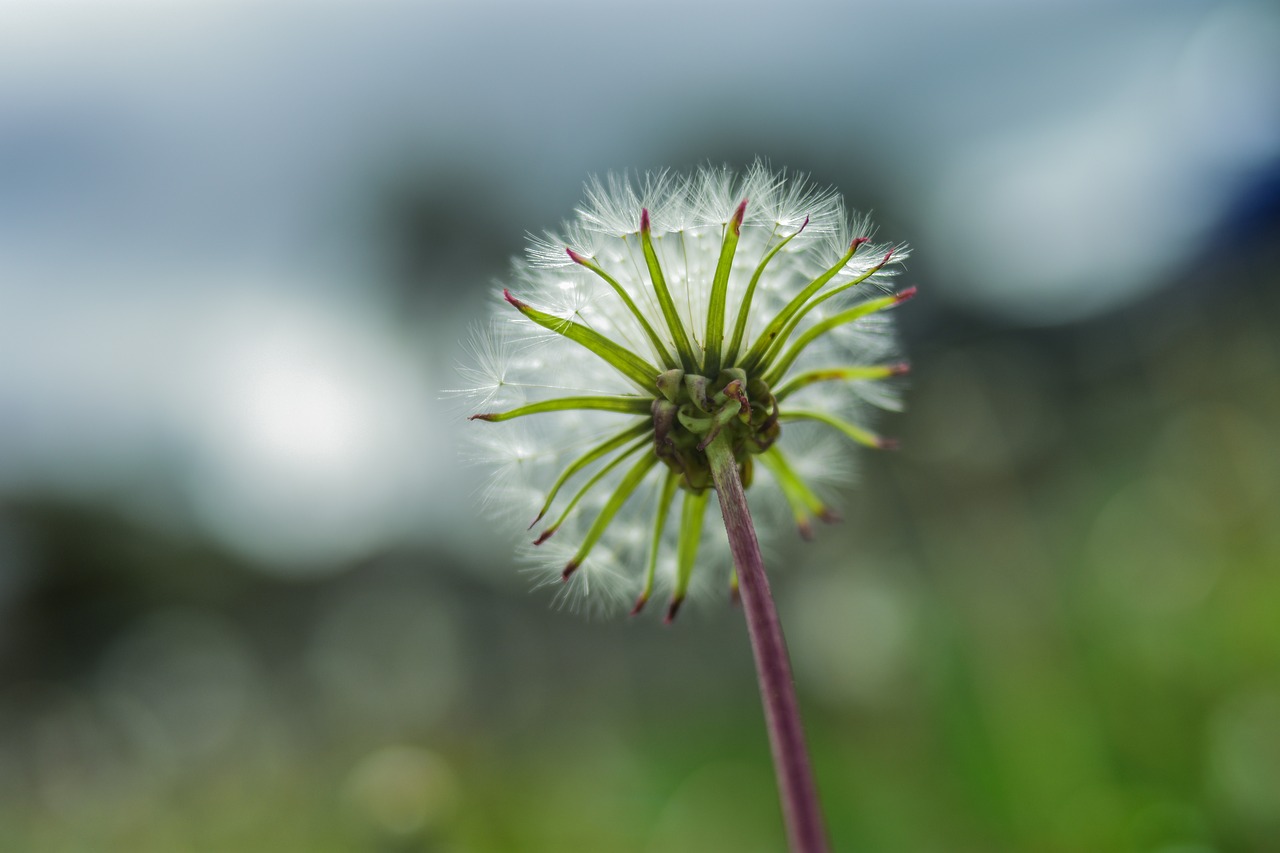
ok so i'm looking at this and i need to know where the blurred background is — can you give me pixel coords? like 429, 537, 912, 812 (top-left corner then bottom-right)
2, 0, 1279, 850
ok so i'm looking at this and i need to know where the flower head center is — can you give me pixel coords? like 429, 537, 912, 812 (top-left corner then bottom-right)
651, 368, 780, 493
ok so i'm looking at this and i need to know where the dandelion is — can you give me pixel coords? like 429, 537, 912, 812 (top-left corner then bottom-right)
459, 161, 912, 851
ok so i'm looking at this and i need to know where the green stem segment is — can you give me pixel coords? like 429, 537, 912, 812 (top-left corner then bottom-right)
702, 199, 747, 377
639, 210, 698, 372
535, 434, 650, 545
705, 433, 829, 853
667, 488, 710, 623
757, 447, 835, 539
764, 289, 914, 387
470, 396, 651, 422
568, 249, 677, 369
504, 290, 660, 391
739, 238, 865, 375
725, 218, 808, 366
633, 470, 680, 616
779, 409, 890, 450
773, 364, 908, 402
530, 421, 651, 528
754, 252, 895, 375
563, 452, 659, 579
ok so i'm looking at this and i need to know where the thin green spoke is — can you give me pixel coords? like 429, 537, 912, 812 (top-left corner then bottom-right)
667, 488, 710, 622
504, 290, 659, 391
569, 249, 677, 369
764, 290, 911, 387
738, 238, 864, 374
632, 469, 679, 616
529, 421, 650, 528
754, 251, 894, 374
725, 218, 806, 366
778, 409, 891, 450
773, 364, 908, 402
639, 210, 698, 372
470, 395, 651, 422
534, 434, 650, 545
563, 452, 660, 579
758, 447, 834, 538
702, 200, 746, 377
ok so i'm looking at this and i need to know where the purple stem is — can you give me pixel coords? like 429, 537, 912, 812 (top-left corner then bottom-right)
706, 434, 829, 852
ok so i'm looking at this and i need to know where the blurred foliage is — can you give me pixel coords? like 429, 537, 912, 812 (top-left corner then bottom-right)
3, 234, 1278, 851
4, 0, 1280, 848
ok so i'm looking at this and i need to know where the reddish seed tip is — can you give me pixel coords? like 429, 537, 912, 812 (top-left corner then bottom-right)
895, 286, 918, 304
502, 289, 526, 309
566, 247, 586, 264
562, 562, 579, 581
533, 528, 556, 546
664, 597, 684, 624
723, 381, 751, 420
629, 595, 649, 617
890, 361, 912, 376
797, 215, 810, 234
640, 208, 651, 233
850, 236, 870, 251
468, 413, 496, 422
878, 437, 901, 451
731, 199, 747, 234
723, 378, 745, 402
882, 249, 895, 265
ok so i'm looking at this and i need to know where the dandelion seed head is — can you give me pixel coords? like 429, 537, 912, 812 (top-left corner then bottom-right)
459, 160, 912, 618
